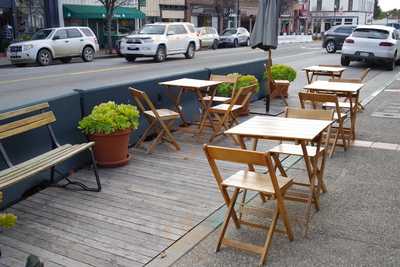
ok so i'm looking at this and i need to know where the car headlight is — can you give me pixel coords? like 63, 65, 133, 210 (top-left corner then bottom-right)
142, 38, 154, 43
120, 37, 127, 43
23, 44, 34, 51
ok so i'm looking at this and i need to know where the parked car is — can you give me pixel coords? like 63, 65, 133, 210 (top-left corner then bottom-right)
196, 27, 219, 49
341, 25, 400, 70
387, 23, 400, 30
7, 26, 99, 67
119, 23, 200, 62
219, 27, 250, 48
322, 25, 356, 53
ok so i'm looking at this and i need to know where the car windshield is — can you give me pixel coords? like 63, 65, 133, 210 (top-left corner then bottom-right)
31, 29, 53, 40
352, 28, 389, 39
139, 25, 165, 35
222, 29, 237, 36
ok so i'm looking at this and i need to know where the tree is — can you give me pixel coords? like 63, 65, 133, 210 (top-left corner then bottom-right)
373, 0, 384, 19
97, 0, 129, 53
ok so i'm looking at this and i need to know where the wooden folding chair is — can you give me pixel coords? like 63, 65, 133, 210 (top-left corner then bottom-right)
203, 145, 294, 266
328, 68, 370, 112
299, 91, 349, 157
264, 64, 290, 106
269, 108, 333, 235
130, 87, 180, 154
208, 84, 257, 144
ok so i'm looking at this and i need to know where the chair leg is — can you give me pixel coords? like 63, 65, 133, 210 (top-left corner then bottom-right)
161, 120, 180, 151
216, 188, 240, 252
259, 208, 280, 266
147, 127, 165, 154
135, 120, 156, 149
89, 147, 102, 192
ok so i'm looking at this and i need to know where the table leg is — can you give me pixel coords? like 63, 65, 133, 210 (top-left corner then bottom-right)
196, 87, 217, 136
350, 92, 359, 141
300, 140, 320, 237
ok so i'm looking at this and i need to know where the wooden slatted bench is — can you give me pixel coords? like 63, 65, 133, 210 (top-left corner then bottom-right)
0, 103, 101, 194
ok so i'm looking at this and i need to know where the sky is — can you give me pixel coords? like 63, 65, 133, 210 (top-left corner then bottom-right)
379, 0, 400, 11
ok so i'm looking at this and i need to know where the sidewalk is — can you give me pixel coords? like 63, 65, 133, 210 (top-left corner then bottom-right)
168, 74, 400, 266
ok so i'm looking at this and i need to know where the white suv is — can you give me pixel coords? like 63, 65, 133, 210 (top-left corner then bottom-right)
8, 27, 99, 67
341, 25, 400, 70
120, 23, 200, 62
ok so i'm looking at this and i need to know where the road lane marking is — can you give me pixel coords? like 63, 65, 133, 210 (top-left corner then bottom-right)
0, 50, 321, 85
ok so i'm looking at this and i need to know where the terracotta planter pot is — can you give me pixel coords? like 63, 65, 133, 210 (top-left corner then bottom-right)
89, 129, 132, 167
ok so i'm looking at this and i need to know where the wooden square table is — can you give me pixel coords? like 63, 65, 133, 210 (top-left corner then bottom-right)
304, 80, 364, 141
303, 66, 347, 84
159, 78, 223, 130
225, 116, 333, 234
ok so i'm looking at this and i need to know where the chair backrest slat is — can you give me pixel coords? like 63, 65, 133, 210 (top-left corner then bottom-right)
0, 111, 56, 140
285, 107, 334, 121
0, 103, 49, 121
210, 74, 238, 85
204, 145, 267, 166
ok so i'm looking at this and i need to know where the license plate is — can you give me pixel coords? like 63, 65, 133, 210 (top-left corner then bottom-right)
128, 46, 139, 51
10, 52, 17, 56
359, 52, 369, 57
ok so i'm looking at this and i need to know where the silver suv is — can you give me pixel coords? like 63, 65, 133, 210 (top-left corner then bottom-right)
120, 23, 200, 62
8, 26, 99, 66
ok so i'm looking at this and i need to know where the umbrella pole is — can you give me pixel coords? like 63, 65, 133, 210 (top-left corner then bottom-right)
266, 49, 272, 113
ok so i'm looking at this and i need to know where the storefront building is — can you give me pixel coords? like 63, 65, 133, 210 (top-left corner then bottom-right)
62, 1, 145, 48
310, 0, 374, 33
186, 0, 235, 33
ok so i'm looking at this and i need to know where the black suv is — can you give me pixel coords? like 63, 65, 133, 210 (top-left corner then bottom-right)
322, 25, 356, 53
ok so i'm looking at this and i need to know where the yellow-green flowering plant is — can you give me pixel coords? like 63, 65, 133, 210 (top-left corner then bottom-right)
78, 101, 140, 135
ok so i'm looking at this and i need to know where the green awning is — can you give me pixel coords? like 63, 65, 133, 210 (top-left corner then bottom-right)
63, 4, 145, 20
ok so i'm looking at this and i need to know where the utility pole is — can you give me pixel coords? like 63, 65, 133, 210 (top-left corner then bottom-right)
236, 0, 239, 28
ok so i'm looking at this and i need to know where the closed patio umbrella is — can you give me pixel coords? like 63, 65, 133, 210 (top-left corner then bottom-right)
250, 0, 281, 113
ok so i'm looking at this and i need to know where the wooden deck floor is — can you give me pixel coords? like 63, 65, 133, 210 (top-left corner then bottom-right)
0, 123, 276, 267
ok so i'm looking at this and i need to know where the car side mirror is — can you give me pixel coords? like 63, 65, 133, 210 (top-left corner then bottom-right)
167, 31, 175, 36
53, 36, 60, 40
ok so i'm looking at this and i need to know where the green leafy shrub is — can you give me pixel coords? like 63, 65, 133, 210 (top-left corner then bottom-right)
78, 101, 140, 135
264, 64, 297, 82
216, 73, 260, 96
237, 74, 260, 91
216, 82, 235, 97
0, 213, 17, 228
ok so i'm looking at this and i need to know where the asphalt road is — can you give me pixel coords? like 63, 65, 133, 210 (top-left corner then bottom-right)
0, 42, 396, 110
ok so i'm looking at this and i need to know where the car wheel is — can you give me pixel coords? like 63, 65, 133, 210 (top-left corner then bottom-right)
82, 46, 95, 62
212, 40, 218, 50
246, 38, 250, 46
387, 57, 395, 71
125, 56, 136, 62
36, 49, 52, 66
325, 40, 337, 53
233, 39, 239, 48
154, 45, 166, 62
395, 52, 400, 66
185, 43, 195, 59
341, 56, 350, 66
60, 57, 72, 64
